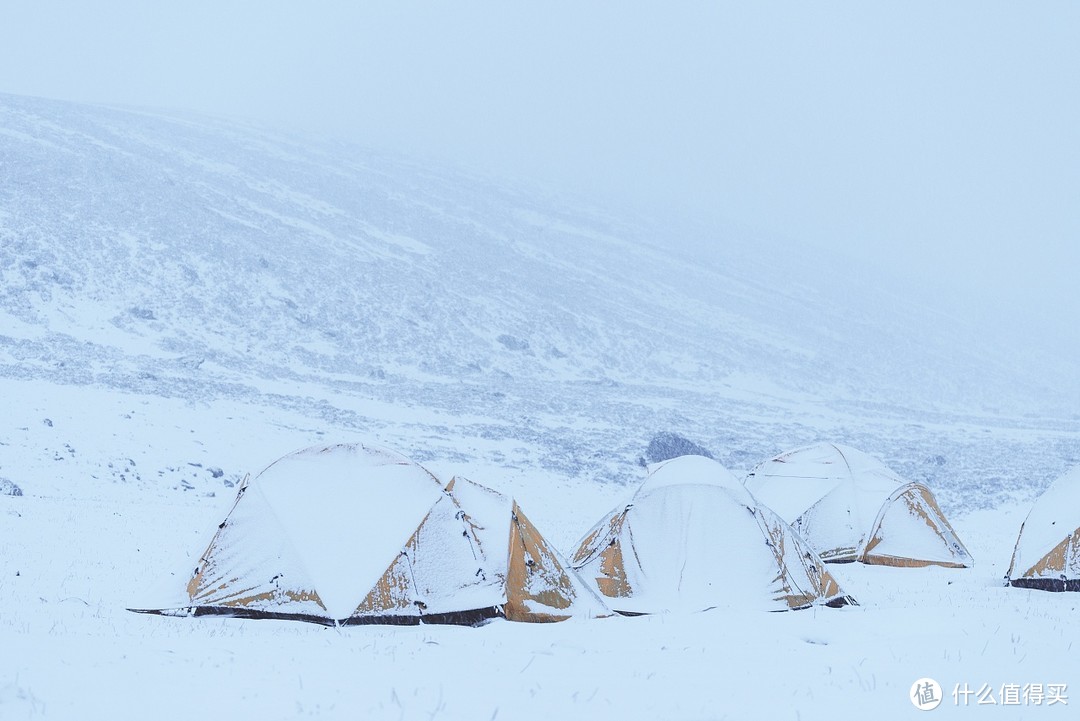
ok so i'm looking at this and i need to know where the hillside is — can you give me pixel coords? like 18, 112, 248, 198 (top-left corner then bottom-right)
2, 92, 1079, 506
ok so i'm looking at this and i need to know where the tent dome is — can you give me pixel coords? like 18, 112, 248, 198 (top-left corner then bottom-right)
637, 454, 753, 504
745, 443, 973, 568
572, 455, 854, 614
132, 442, 609, 625
1006, 466, 1080, 592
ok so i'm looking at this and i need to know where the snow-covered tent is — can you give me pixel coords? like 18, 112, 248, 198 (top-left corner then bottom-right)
570, 455, 855, 614
132, 443, 609, 625
744, 443, 972, 568
1006, 467, 1080, 592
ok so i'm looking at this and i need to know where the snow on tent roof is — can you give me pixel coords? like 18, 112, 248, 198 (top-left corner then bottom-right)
255, 443, 446, 619
745, 443, 898, 524
638, 454, 754, 504
444, 477, 610, 622
1007, 466, 1080, 592
573, 455, 855, 614
131, 443, 609, 625
744, 442, 972, 568
444, 474, 515, 566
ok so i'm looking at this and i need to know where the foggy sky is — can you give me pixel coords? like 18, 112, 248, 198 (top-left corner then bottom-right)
2, 2, 1078, 350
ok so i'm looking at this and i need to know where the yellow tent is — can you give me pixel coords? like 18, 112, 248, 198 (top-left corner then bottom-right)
572, 455, 855, 614
1006, 467, 1080, 592
132, 443, 609, 625
745, 443, 972, 568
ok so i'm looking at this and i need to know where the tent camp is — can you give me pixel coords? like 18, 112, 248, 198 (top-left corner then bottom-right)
744, 443, 972, 568
1006, 466, 1080, 592
132, 443, 609, 625
571, 455, 855, 615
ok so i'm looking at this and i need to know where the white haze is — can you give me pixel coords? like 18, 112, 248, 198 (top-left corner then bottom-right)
3, 8, 1080, 717
1, 1, 1078, 357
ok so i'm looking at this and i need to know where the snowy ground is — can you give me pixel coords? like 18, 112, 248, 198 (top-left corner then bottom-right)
3, 93, 1078, 720
1, 378, 1075, 721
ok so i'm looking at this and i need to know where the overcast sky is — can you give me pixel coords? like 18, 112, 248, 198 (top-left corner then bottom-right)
2, 2, 1078, 347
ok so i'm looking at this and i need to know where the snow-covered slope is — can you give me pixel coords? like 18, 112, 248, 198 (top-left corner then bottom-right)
3, 91, 1079, 504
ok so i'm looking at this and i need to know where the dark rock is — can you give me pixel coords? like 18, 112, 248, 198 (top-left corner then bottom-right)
642, 432, 715, 466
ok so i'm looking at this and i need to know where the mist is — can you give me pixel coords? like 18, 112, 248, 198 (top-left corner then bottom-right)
2, 1, 1077, 354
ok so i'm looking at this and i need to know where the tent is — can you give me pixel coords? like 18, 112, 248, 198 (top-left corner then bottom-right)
1006, 466, 1080, 592
571, 455, 855, 614
131, 443, 609, 625
744, 442, 972, 568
